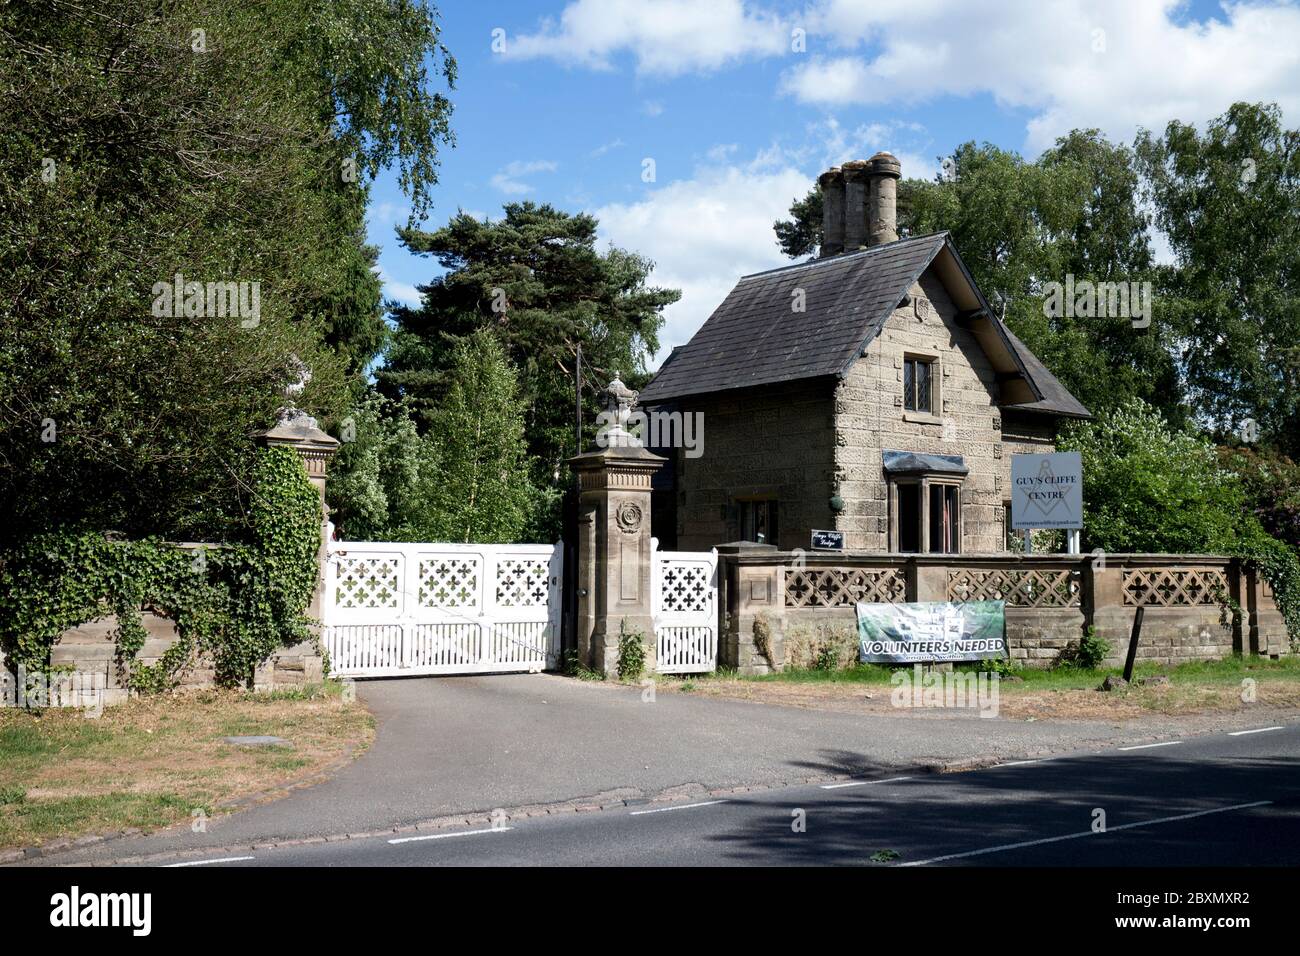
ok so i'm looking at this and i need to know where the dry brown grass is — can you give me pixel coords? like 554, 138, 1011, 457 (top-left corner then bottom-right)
0, 683, 373, 851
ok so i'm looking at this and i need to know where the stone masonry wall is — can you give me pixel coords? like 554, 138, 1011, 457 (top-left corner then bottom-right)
1, 609, 324, 708
673, 378, 836, 551
835, 268, 1056, 551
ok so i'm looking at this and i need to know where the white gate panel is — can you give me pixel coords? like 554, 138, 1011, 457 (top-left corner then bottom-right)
652, 541, 718, 674
322, 534, 561, 678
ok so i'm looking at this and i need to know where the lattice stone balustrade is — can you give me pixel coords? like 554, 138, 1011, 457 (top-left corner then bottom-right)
947, 567, 1081, 608
1123, 568, 1230, 607
784, 567, 907, 607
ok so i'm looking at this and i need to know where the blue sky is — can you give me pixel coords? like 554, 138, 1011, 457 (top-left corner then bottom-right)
366, 0, 1300, 369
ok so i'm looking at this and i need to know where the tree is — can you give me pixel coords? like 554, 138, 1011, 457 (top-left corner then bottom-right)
1059, 400, 1249, 554
424, 332, 534, 543
379, 203, 680, 537
326, 393, 439, 541
1135, 102, 1300, 455
0, 0, 456, 546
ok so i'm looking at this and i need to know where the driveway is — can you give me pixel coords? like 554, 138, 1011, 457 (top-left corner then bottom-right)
21, 673, 1291, 865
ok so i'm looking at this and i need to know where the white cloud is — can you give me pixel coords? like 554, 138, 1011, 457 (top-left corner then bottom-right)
589, 138, 626, 158
504, 0, 791, 76
490, 159, 559, 195
376, 266, 422, 308
642, 99, 666, 117
595, 121, 946, 367
595, 156, 812, 368
784, 0, 1300, 152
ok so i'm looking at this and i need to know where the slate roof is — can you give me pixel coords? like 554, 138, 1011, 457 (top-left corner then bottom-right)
641, 232, 947, 403
640, 231, 1090, 419
997, 324, 1092, 419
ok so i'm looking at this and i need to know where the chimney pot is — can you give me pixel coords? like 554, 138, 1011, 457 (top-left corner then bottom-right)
867, 152, 901, 246
817, 167, 844, 257
841, 159, 871, 252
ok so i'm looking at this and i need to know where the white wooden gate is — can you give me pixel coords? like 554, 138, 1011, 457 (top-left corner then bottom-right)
322, 534, 562, 678
652, 541, 718, 674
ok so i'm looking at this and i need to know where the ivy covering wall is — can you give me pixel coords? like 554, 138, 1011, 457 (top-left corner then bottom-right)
0, 447, 321, 690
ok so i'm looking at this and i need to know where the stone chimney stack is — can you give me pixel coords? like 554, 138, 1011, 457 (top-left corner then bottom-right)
841, 159, 871, 252
817, 167, 844, 257
867, 152, 901, 246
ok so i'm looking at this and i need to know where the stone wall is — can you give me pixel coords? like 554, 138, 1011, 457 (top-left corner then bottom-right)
835, 269, 1057, 551
671, 378, 837, 552
717, 549, 1290, 675
1, 609, 324, 708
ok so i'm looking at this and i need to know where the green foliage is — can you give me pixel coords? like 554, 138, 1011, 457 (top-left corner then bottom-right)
813, 643, 839, 671
980, 656, 1016, 678
424, 331, 535, 543
329, 333, 536, 542
379, 202, 680, 539
1060, 400, 1247, 553
616, 626, 647, 682
1058, 627, 1112, 670
1135, 102, 1300, 455
327, 392, 439, 540
1061, 401, 1300, 644
0, 0, 455, 545
0, 448, 322, 690
1218, 446, 1300, 553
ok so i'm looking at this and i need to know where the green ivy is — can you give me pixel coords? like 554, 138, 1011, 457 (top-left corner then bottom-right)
0, 447, 322, 691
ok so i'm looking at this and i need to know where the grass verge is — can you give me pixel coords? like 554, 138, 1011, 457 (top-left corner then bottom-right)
0, 681, 373, 852
653, 655, 1300, 719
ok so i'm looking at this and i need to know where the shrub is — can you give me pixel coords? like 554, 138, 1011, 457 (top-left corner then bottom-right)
616, 626, 646, 682
0, 447, 322, 690
1059, 627, 1112, 670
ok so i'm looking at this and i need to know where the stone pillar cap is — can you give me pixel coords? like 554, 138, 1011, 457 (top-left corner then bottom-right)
252, 407, 340, 451
869, 152, 902, 177
841, 159, 871, 181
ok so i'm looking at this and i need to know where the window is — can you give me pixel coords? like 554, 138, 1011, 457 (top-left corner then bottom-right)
897, 484, 920, 553
891, 479, 960, 554
737, 499, 778, 547
903, 356, 934, 413
929, 484, 960, 554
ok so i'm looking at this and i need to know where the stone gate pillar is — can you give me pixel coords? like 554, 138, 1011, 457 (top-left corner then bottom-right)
253, 407, 340, 687
568, 379, 666, 679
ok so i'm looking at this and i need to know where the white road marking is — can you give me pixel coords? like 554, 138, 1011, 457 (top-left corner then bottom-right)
165, 856, 255, 867
389, 827, 512, 845
899, 800, 1272, 867
820, 776, 914, 790
1118, 740, 1182, 751
993, 759, 1047, 768
629, 800, 725, 816
1228, 726, 1284, 736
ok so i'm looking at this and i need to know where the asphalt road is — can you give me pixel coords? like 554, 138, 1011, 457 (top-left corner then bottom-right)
32, 672, 1272, 867
145, 721, 1300, 867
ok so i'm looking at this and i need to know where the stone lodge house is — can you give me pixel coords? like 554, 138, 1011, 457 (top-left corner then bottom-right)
640, 152, 1091, 554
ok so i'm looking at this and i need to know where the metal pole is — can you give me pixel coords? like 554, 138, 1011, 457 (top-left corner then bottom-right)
1022, 528, 1032, 554
575, 343, 583, 455
1123, 605, 1144, 683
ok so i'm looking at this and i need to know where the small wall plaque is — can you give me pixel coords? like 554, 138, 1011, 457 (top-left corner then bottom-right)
811, 529, 845, 551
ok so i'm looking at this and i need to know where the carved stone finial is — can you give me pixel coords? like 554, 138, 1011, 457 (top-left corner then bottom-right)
602, 375, 638, 431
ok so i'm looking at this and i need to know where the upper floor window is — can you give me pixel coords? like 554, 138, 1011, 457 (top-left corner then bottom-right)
903, 356, 934, 413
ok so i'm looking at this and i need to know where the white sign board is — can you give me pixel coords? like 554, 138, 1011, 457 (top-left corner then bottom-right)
1011, 452, 1082, 530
